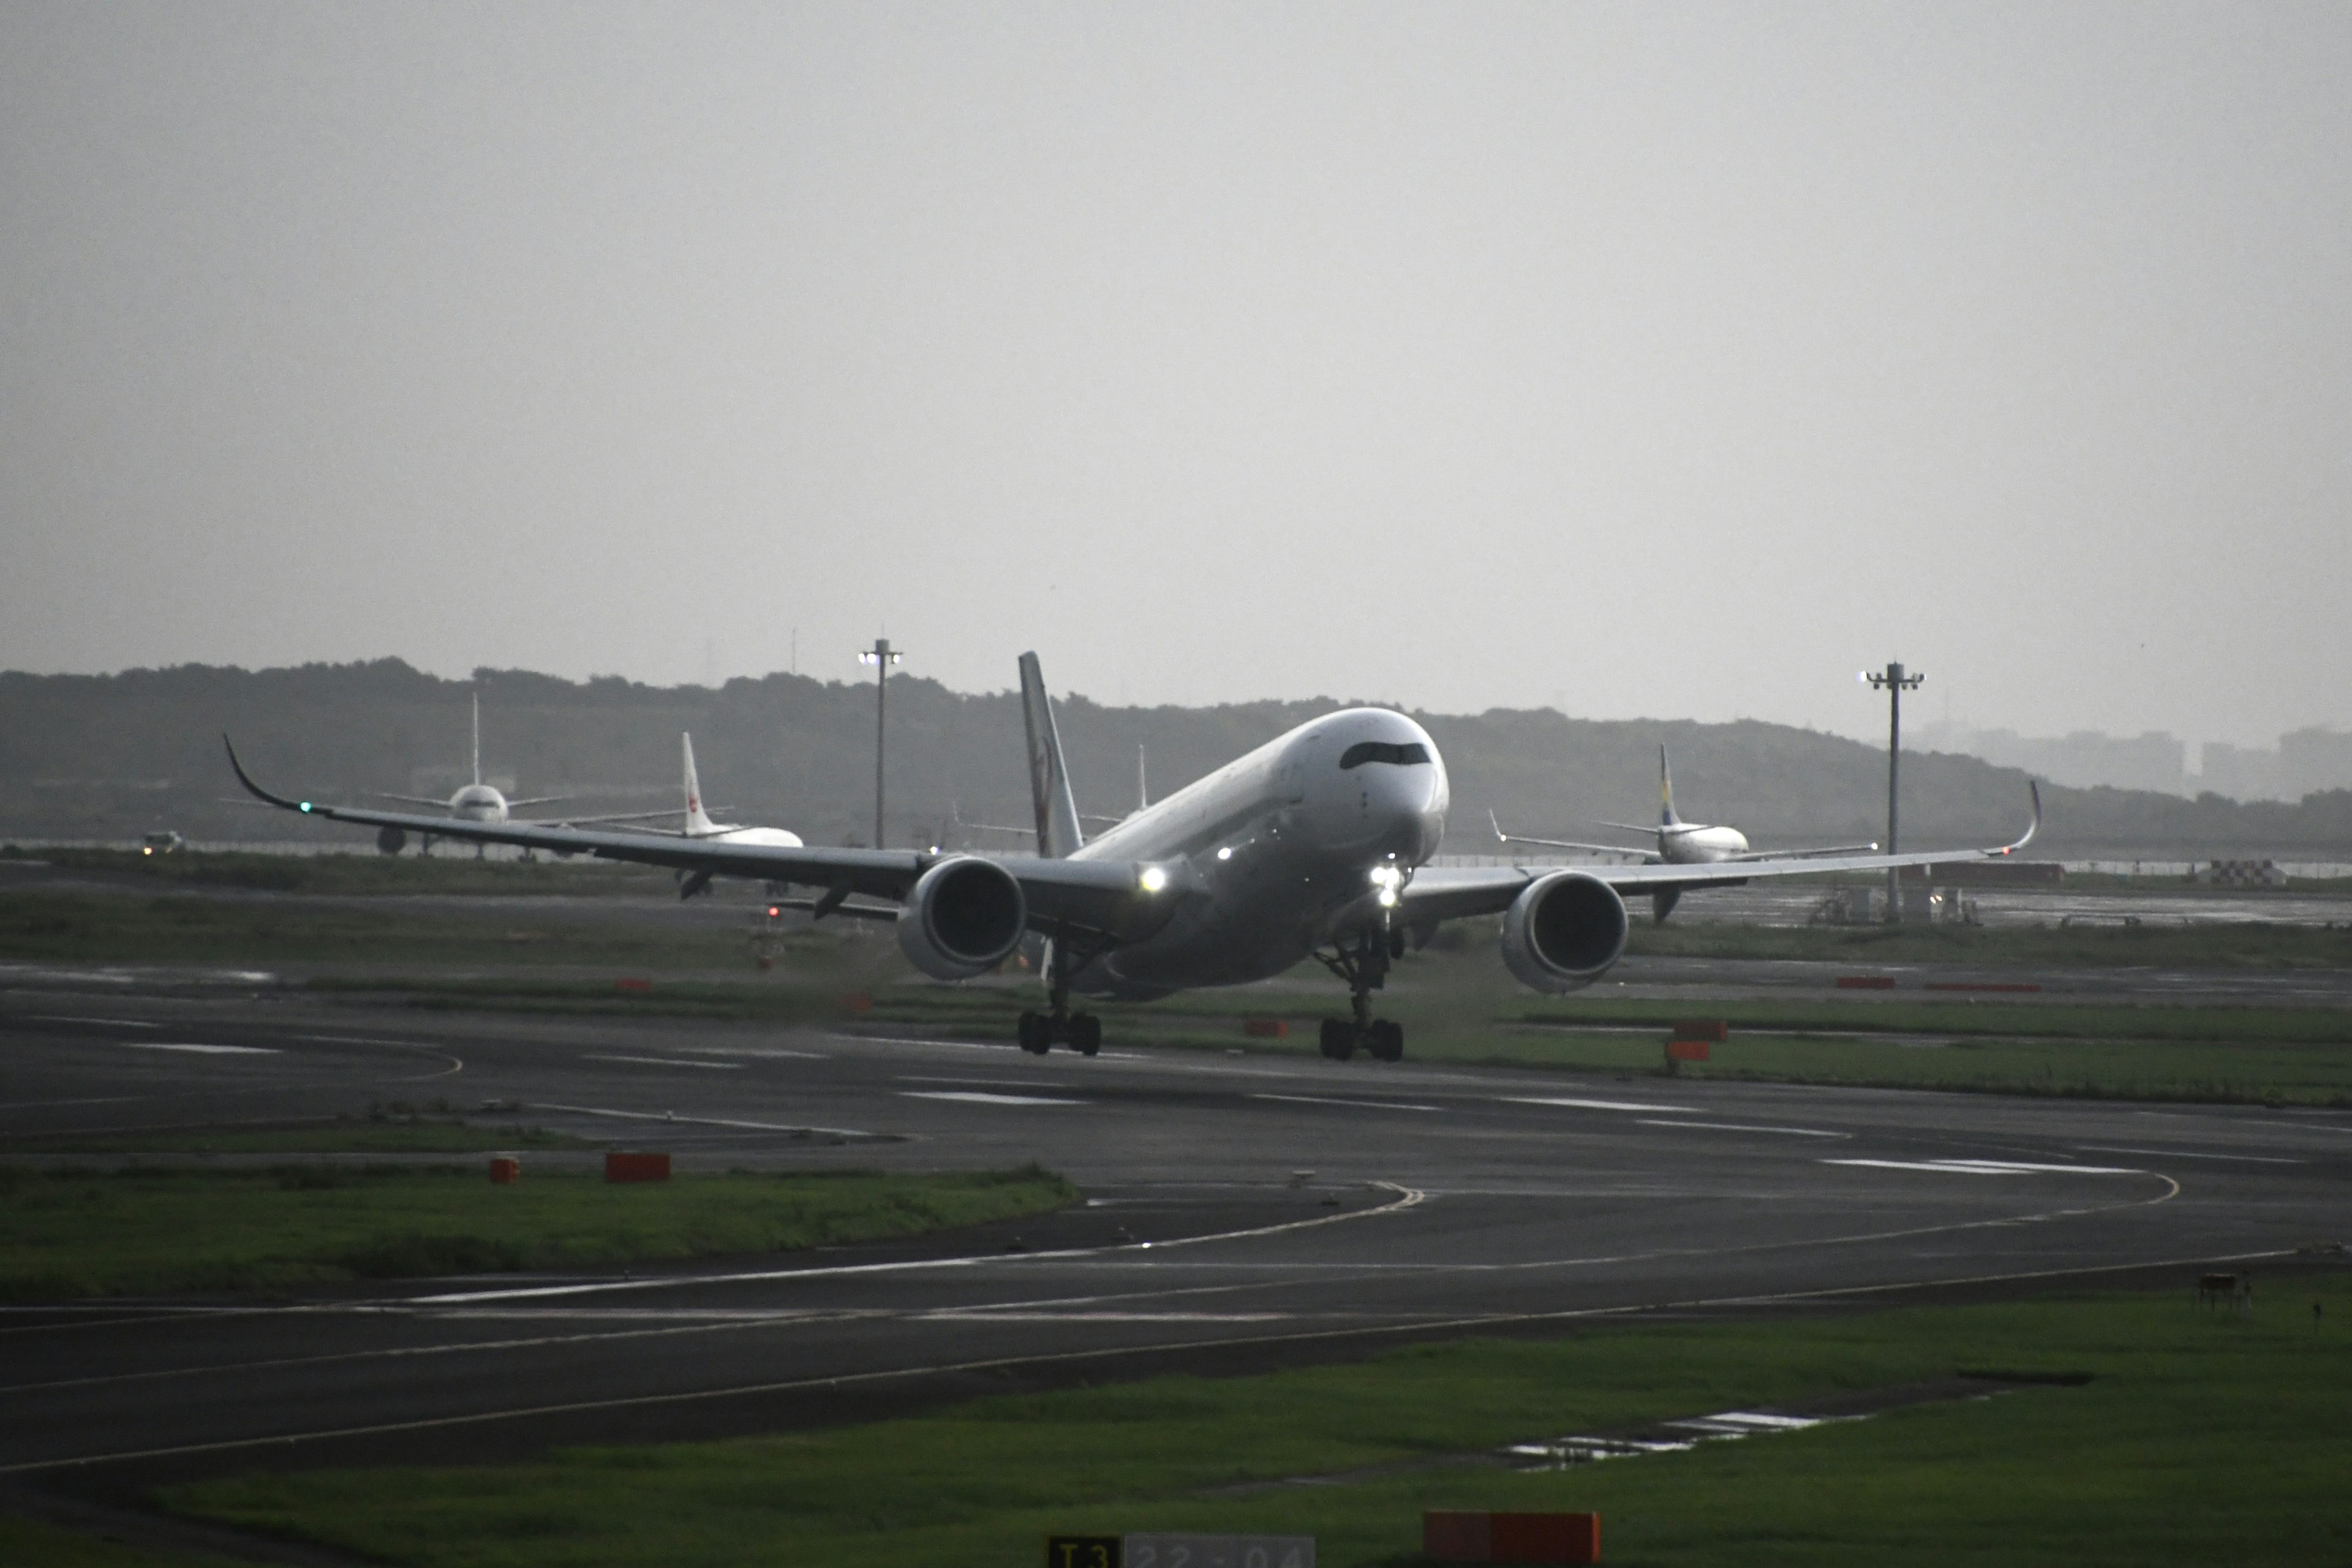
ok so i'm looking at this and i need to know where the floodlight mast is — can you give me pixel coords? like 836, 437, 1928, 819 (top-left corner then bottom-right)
1863, 660, 1924, 922
859, 638, 903, 849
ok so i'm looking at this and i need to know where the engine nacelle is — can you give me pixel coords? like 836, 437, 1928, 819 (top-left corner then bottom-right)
896, 856, 1028, 980
375, 826, 407, 856
1500, 870, 1630, 993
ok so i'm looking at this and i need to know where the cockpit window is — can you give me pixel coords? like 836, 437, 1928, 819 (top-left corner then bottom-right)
1339, 741, 1432, 770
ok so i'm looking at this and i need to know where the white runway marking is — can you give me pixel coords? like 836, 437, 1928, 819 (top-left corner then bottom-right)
295, 1035, 443, 1048
532, 1102, 871, 1138
1252, 1093, 1441, 1113
1637, 1119, 1848, 1139
1506, 1096, 1686, 1114
901, 1090, 1083, 1107
120, 1042, 277, 1056
898, 1075, 1070, 1088
921, 1310, 1289, 1323
2073, 1145, 2304, 1165
585, 1055, 744, 1071
30, 1016, 158, 1028
1824, 1158, 2143, 1177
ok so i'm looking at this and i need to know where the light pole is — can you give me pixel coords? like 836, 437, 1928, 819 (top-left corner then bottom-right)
1862, 660, 1923, 922
859, 638, 902, 848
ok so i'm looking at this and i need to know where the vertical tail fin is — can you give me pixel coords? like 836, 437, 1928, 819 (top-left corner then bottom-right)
471, 693, 482, 787
1137, 744, 1148, 812
1659, 745, 1681, 827
682, 733, 718, 837
1018, 652, 1085, 859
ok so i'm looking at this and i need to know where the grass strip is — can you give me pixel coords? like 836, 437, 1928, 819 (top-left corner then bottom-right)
0, 1164, 1074, 1301
21, 846, 683, 897
0, 1515, 243, 1568
0, 1112, 594, 1156
165, 1272, 2352, 1567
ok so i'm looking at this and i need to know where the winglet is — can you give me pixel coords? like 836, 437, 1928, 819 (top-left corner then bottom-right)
1488, 809, 1511, 845
1659, 745, 1681, 827
1988, 780, 2043, 856
222, 736, 305, 812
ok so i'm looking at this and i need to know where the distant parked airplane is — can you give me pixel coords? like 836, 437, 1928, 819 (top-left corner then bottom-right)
1490, 746, 1878, 921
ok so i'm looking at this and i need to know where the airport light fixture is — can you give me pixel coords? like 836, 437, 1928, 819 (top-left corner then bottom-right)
1860, 661, 1924, 922
859, 638, 903, 850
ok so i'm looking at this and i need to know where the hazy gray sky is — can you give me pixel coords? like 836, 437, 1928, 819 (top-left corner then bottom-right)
5, 2, 2347, 746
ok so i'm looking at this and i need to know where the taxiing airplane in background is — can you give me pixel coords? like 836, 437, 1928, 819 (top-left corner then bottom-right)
371, 695, 570, 829
1491, 746, 1879, 922
228, 656, 2037, 1063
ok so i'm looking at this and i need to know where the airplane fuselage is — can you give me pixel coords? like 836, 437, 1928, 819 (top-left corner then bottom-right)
1657, 823, 1750, 863
448, 783, 510, 823
1063, 709, 1448, 998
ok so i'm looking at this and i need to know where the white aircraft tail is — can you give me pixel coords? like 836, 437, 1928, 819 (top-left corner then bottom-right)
1659, 745, 1683, 827
1019, 652, 1085, 859
682, 733, 719, 836
470, 692, 483, 787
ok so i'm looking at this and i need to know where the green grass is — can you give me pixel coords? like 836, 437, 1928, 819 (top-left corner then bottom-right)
1623, 916, 2352, 969
0, 1164, 1076, 1301
0, 1516, 243, 1568
22, 846, 684, 897
0, 1110, 594, 1156
164, 1271, 2352, 1567
0, 889, 762, 969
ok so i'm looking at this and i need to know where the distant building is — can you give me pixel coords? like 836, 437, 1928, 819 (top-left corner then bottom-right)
1909, 721, 2188, 795
2280, 728, 2352, 799
2196, 742, 2288, 802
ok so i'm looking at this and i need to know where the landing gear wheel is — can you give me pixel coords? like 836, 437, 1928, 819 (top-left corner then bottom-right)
1319, 1018, 1358, 1060
1017, 1010, 1051, 1054
1366, 1020, 1404, 1061
1069, 1014, 1102, 1057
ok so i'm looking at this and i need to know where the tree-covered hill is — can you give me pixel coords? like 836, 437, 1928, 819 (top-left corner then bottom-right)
2, 660, 2346, 857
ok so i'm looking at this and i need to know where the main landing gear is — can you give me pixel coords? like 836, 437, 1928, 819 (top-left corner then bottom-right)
1017, 1008, 1101, 1057
1018, 935, 1102, 1057
1314, 927, 1406, 1063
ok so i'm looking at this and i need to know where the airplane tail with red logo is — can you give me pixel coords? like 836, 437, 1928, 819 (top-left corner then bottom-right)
682, 733, 719, 837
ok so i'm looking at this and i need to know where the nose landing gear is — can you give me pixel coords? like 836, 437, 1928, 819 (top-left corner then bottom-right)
1314, 929, 1406, 1062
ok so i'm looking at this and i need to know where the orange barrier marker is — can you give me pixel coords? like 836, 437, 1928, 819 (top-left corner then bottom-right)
616, 977, 652, 993
1243, 1019, 1289, 1039
1665, 1039, 1711, 1063
605, 1152, 671, 1183
488, 1156, 520, 1185
1425, 1510, 1599, 1564
1670, 1019, 1727, 1042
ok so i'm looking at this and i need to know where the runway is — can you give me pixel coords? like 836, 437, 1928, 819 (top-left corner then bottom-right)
2, 978, 2347, 1498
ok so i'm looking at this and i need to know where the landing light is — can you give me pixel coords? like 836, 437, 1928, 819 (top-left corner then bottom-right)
299, 802, 312, 813
1139, 865, 1169, 894
1216, 846, 1233, 861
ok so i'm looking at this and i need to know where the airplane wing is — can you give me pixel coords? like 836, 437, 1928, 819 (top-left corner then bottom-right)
503, 794, 575, 810
1727, 841, 1880, 862
369, 793, 458, 809
225, 738, 1153, 937
1411, 783, 2041, 926
1486, 812, 1656, 862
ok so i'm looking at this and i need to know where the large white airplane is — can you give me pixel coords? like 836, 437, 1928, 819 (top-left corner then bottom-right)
1490, 745, 1879, 922
226, 654, 2037, 1063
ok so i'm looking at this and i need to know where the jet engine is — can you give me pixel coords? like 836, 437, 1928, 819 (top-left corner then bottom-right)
896, 856, 1028, 980
375, 826, 407, 856
1499, 870, 1630, 993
